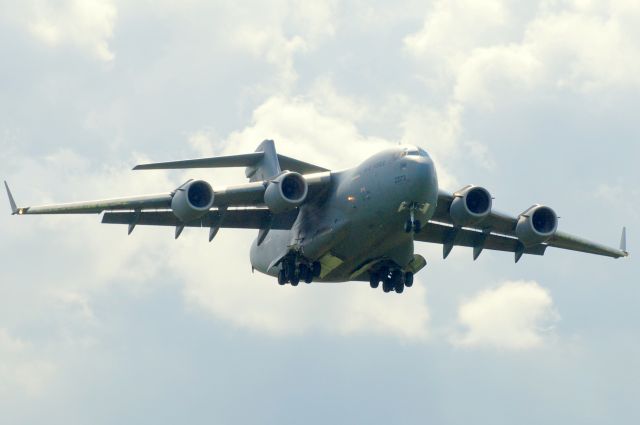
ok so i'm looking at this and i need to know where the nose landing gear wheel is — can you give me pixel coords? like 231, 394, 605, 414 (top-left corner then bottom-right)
278, 269, 287, 285
405, 219, 422, 234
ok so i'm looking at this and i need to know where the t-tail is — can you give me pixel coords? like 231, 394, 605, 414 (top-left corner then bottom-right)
132, 139, 328, 181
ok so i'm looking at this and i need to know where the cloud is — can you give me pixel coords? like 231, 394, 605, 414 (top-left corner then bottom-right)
403, 0, 513, 87
21, 0, 117, 61
406, 0, 640, 109
2, 148, 174, 293
223, 94, 392, 169
450, 281, 559, 350
181, 238, 430, 340
0, 328, 56, 397
224, 0, 336, 89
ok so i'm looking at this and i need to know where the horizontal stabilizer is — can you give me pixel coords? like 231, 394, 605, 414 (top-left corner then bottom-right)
133, 152, 264, 170
134, 152, 329, 175
276, 154, 329, 174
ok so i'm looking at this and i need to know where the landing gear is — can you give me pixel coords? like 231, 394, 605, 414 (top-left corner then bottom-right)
370, 266, 417, 294
391, 270, 404, 294
300, 264, 313, 284
369, 272, 379, 289
311, 262, 321, 278
404, 207, 422, 234
382, 276, 393, 293
277, 257, 319, 286
404, 272, 414, 287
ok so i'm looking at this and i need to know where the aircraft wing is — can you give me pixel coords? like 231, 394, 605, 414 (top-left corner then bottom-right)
4, 172, 330, 214
4, 172, 330, 237
416, 190, 628, 262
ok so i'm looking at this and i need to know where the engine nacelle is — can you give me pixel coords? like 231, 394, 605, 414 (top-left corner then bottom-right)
264, 171, 308, 213
171, 180, 214, 222
515, 205, 558, 246
449, 185, 492, 226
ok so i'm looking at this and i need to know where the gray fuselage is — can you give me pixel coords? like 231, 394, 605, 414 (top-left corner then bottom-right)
250, 146, 439, 282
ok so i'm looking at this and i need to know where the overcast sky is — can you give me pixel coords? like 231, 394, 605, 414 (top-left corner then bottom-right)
0, 0, 638, 424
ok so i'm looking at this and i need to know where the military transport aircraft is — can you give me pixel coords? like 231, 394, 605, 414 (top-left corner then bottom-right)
4, 140, 628, 294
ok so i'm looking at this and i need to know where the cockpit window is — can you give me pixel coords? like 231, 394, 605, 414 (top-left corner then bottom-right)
406, 147, 428, 157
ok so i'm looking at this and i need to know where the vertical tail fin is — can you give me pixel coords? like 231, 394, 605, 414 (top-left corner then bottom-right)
245, 140, 281, 182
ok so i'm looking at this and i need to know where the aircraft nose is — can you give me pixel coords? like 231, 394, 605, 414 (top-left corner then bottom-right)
407, 155, 438, 204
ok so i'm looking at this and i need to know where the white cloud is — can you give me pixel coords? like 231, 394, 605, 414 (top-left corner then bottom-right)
400, 104, 463, 189
0, 328, 56, 397
224, 0, 337, 89
3, 148, 174, 293
23, 0, 117, 61
522, 3, 640, 91
177, 231, 430, 340
452, 44, 543, 108
450, 281, 559, 350
406, 0, 640, 109
223, 95, 392, 170
404, 0, 513, 81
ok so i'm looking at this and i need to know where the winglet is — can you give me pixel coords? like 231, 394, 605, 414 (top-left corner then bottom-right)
4, 181, 18, 215
620, 226, 628, 255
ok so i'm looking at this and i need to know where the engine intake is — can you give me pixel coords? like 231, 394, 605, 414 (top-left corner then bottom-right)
171, 180, 214, 222
515, 205, 558, 246
450, 185, 492, 226
264, 171, 308, 213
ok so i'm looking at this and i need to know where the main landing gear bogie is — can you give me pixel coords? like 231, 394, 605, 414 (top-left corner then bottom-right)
279, 259, 321, 286
370, 268, 415, 294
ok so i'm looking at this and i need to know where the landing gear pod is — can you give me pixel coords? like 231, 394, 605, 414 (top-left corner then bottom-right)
171, 180, 214, 222
264, 171, 308, 213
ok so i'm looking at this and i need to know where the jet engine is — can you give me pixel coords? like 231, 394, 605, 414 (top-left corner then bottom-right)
171, 180, 214, 222
264, 171, 308, 213
515, 205, 558, 246
449, 185, 492, 226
